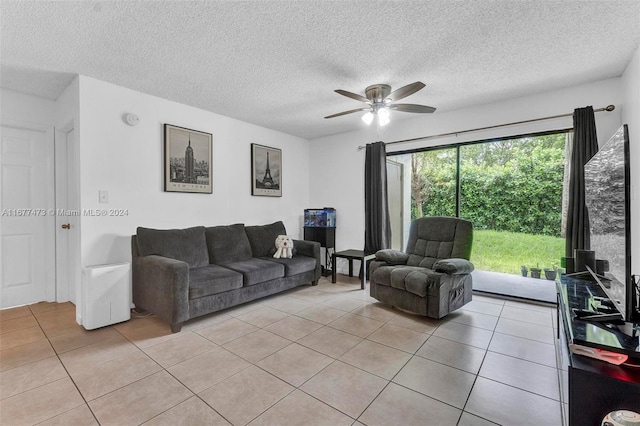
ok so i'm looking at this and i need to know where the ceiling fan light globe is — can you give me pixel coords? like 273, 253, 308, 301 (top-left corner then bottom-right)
362, 111, 374, 125
377, 108, 390, 126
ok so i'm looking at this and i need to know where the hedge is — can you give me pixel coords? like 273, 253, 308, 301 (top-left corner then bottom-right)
413, 135, 565, 237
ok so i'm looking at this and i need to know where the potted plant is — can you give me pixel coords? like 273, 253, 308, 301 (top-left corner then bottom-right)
521, 265, 528, 277
544, 264, 558, 280
530, 264, 542, 279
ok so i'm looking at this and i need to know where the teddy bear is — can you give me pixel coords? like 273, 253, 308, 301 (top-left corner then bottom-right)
273, 235, 294, 259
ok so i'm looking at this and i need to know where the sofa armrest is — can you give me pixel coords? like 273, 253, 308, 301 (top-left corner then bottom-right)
433, 258, 475, 275
292, 239, 321, 281
292, 239, 318, 258
132, 255, 190, 325
375, 249, 409, 265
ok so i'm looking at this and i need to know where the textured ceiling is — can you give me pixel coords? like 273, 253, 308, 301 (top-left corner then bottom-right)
1, 1, 639, 140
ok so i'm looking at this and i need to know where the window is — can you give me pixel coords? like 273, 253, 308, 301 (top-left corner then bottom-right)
388, 130, 569, 276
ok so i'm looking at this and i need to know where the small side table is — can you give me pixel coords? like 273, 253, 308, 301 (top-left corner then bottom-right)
332, 250, 376, 290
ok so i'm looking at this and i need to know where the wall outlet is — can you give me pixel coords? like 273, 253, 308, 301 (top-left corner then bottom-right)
99, 190, 109, 203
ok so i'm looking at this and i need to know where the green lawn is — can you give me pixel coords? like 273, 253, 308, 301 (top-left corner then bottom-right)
470, 229, 564, 275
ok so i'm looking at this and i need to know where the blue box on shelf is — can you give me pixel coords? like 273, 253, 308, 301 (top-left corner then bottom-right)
304, 208, 336, 228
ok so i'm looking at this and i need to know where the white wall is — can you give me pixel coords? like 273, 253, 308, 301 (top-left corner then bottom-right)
1, 88, 56, 126
55, 77, 79, 130
621, 45, 640, 274
309, 78, 624, 258
77, 76, 311, 267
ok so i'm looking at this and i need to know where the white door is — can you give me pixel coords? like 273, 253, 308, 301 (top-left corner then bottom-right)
1, 126, 56, 308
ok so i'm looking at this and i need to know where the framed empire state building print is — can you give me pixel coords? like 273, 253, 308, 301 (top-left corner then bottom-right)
251, 143, 282, 197
164, 124, 213, 194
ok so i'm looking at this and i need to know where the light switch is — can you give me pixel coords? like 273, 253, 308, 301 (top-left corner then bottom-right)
99, 190, 109, 203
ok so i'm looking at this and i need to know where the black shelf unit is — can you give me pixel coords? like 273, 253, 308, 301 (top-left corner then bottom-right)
303, 227, 335, 277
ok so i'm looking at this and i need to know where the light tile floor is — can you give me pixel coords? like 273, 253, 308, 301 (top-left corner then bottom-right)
0, 275, 565, 425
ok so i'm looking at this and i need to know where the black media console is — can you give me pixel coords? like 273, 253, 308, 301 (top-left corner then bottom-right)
557, 275, 640, 425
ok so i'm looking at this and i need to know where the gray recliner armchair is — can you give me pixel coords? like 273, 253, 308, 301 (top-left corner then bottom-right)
369, 216, 474, 318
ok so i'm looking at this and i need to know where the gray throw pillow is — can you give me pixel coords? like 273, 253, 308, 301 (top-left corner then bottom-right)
245, 221, 287, 258
375, 249, 409, 265
136, 226, 209, 267
433, 258, 475, 275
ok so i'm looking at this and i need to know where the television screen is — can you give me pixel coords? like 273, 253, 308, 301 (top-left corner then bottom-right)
584, 124, 636, 322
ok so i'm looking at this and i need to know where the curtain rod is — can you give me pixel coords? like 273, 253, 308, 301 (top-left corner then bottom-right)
357, 104, 615, 150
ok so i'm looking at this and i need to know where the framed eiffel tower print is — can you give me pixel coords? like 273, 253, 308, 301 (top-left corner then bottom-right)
251, 143, 282, 197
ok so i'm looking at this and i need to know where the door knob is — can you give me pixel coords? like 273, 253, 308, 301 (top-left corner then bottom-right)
61, 224, 70, 229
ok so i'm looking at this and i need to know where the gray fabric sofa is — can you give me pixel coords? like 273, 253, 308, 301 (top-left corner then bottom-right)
369, 216, 474, 319
132, 221, 321, 332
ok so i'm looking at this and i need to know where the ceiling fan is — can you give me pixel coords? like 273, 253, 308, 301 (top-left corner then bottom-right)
324, 81, 436, 126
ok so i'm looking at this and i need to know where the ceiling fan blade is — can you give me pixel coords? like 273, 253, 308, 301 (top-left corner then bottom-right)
389, 103, 436, 113
334, 89, 371, 103
324, 107, 371, 119
386, 81, 426, 102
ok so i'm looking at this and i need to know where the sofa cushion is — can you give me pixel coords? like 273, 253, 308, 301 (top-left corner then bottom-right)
389, 267, 424, 291
371, 265, 394, 287
188, 265, 244, 299
245, 221, 287, 257
223, 258, 285, 286
136, 226, 209, 268
402, 271, 434, 298
372, 265, 435, 297
261, 256, 316, 276
205, 224, 253, 264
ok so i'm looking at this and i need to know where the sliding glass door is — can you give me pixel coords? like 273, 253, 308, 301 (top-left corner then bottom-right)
388, 131, 568, 277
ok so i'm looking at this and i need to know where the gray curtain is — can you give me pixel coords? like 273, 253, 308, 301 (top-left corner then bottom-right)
565, 106, 599, 258
364, 141, 391, 253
